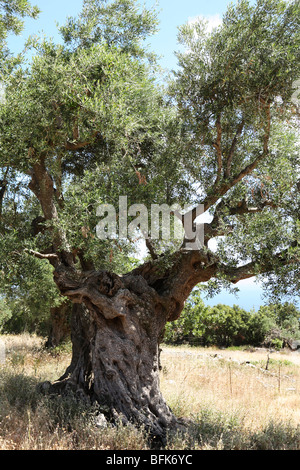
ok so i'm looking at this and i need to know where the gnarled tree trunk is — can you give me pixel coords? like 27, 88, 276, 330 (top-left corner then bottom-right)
41, 250, 219, 444
48, 268, 190, 444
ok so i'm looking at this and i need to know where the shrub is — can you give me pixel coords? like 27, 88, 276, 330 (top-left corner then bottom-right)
164, 294, 300, 349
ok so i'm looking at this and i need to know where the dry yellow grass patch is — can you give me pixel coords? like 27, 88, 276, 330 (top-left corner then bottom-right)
160, 345, 300, 432
1, 333, 71, 381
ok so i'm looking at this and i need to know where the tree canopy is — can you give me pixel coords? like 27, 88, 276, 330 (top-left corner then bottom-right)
171, 0, 300, 292
1, 0, 299, 285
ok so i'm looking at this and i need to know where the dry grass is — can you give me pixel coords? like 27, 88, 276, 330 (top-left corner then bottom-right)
160, 345, 300, 449
1, 334, 300, 450
160, 345, 300, 428
0, 334, 148, 450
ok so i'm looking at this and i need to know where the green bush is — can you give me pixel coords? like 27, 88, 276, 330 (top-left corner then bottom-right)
0, 298, 12, 332
164, 292, 300, 349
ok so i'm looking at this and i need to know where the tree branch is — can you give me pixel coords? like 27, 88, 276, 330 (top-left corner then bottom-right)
186, 103, 272, 221
28, 154, 74, 267
145, 238, 158, 260
213, 115, 223, 188
203, 198, 278, 245
225, 118, 245, 178
64, 131, 99, 151
220, 243, 299, 284
65, 140, 92, 151
26, 249, 59, 261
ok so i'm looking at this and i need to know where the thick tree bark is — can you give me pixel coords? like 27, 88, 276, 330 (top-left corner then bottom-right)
45, 300, 72, 348
47, 268, 189, 444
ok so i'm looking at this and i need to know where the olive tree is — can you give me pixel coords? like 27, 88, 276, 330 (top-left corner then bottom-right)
0, 0, 299, 444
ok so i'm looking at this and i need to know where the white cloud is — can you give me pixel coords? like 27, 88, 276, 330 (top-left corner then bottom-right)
187, 13, 223, 33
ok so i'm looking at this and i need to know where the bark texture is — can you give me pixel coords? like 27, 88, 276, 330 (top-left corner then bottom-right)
45, 301, 71, 348
48, 269, 188, 444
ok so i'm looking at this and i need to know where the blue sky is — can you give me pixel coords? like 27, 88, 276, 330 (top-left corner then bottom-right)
6, 0, 299, 310
7, 0, 231, 70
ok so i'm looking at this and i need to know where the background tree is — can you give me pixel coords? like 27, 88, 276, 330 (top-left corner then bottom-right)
199, 304, 249, 347
164, 288, 208, 344
0, 172, 70, 339
0, 1, 73, 345
0, 0, 299, 444
244, 309, 276, 346
257, 302, 300, 348
0, 0, 39, 49
0, 0, 39, 76
165, 295, 300, 348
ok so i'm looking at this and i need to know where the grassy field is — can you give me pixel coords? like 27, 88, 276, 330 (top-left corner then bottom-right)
1, 334, 300, 450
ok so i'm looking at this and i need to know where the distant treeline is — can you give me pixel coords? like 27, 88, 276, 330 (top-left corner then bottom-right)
164, 290, 300, 350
